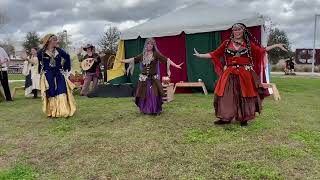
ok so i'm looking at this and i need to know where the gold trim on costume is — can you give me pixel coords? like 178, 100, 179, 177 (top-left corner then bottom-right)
40, 73, 76, 118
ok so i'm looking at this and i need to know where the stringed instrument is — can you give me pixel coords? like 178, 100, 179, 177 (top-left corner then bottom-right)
81, 58, 94, 71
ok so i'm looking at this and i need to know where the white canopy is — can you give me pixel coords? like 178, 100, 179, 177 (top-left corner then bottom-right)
121, 2, 265, 40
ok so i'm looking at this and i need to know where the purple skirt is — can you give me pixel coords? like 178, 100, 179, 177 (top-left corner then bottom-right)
135, 80, 163, 115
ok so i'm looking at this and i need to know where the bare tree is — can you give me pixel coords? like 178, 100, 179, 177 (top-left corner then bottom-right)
99, 26, 120, 54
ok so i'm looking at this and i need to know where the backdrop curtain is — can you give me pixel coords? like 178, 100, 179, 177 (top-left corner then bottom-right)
185, 31, 221, 92
155, 33, 189, 93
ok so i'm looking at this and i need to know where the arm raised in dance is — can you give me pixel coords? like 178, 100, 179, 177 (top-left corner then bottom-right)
120, 57, 134, 63
167, 58, 183, 69
192, 41, 227, 76
265, 43, 287, 52
156, 52, 183, 69
193, 48, 212, 59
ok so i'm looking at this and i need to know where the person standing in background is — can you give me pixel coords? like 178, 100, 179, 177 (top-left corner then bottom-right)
0, 46, 12, 101
23, 48, 41, 98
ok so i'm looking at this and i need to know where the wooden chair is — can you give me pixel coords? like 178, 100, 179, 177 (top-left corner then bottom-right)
174, 81, 208, 95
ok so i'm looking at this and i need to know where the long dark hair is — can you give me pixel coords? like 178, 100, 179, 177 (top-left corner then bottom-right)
31, 47, 38, 53
225, 23, 262, 63
29, 47, 38, 58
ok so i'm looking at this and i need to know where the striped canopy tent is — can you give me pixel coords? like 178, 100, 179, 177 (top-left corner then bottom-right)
107, 2, 269, 92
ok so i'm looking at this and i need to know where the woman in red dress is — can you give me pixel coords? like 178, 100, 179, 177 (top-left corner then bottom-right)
193, 23, 287, 126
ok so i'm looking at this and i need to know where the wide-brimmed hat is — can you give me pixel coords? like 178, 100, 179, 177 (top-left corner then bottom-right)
83, 44, 95, 51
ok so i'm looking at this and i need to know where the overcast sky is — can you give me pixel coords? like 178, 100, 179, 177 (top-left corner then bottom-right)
0, 0, 319, 50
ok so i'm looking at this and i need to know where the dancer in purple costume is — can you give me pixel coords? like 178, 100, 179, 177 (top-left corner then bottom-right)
121, 38, 183, 115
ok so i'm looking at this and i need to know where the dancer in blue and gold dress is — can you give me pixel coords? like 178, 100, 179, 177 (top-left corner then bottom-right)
38, 34, 76, 117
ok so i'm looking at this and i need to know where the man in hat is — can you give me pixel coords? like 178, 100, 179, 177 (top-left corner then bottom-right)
78, 44, 101, 96
0, 46, 12, 101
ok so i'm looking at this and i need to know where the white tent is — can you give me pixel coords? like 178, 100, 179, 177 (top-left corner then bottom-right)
121, 2, 265, 40
116, 2, 270, 93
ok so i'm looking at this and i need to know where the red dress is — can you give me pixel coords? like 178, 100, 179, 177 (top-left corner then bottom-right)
209, 40, 266, 121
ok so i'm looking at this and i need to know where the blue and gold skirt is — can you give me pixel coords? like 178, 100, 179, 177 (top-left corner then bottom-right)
40, 70, 76, 117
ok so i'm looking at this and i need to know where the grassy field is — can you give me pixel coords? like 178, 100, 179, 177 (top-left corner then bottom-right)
8, 74, 26, 81
0, 76, 320, 179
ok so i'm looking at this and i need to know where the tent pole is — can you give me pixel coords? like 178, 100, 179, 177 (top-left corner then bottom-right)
312, 14, 319, 75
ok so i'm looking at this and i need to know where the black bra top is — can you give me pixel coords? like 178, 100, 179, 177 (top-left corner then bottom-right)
225, 48, 249, 57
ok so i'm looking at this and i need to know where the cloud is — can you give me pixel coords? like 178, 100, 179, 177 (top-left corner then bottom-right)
0, 0, 319, 50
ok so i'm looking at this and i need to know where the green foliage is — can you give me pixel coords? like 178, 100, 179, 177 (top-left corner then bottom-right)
267, 28, 291, 64
98, 26, 120, 53
57, 31, 72, 50
22, 31, 40, 55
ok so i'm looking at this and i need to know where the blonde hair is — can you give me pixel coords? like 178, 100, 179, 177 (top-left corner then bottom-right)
142, 38, 159, 64
40, 33, 56, 48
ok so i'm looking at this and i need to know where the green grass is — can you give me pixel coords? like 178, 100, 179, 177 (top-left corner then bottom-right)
0, 164, 39, 180
0, 76, 320, 179
8, 74, 25, 80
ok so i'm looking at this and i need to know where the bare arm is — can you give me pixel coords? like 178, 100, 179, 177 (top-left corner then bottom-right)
265, 43, 288, 52
120, 58, 134, 63
193, 48, 211, 59
168, 58, 183, 69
